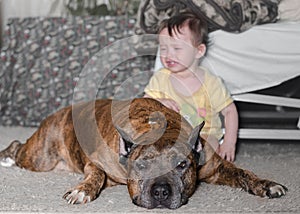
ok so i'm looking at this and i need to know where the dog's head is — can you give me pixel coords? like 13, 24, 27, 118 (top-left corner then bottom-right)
116, 109, 204, 209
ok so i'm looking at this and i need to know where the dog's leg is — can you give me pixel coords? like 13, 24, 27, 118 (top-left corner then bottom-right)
0, 140, 22, 167
198, 143, 287, 198
63, 161, 106, 204
0, 127, 107, 204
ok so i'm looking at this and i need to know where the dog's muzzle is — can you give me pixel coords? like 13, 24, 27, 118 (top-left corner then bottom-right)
133, 176, 187, 209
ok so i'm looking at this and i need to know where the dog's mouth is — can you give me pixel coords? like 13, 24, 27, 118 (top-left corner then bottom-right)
152, 196, 188, 210
133, 193, 188, 210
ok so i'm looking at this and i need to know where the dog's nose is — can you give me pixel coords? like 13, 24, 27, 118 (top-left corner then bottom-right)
151, 182, 171, 201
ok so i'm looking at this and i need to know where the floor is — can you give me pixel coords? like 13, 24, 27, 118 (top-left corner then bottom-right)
0, 126, 299, 213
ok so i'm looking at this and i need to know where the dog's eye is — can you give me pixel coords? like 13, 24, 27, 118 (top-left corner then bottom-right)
176, 160, 188, 169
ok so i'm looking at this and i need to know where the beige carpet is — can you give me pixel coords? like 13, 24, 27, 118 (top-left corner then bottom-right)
0, 126, 299, 213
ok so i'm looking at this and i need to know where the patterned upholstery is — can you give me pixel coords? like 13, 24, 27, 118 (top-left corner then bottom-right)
135, 0, 280, 34
0, 16, 155, 126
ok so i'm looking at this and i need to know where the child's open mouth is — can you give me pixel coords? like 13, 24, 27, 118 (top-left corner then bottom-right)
166, 60, 178, 67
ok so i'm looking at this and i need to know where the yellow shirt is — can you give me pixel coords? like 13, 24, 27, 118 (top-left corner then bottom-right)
144, 68, 233, 140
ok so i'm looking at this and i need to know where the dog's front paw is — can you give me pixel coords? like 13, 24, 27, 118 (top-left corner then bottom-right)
63, 189, 91, 204
266, 183, 288, 198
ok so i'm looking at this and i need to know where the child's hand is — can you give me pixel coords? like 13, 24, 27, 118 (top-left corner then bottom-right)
216, 142, 236, 162
157, 98, 180, 112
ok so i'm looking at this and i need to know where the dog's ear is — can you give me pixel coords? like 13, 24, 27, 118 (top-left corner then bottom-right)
187, 122, 206, 166
187, 121, 204, 151
115, 126, 135, 166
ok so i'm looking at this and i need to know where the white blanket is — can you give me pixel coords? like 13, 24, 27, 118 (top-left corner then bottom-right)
202, 21, 300, 94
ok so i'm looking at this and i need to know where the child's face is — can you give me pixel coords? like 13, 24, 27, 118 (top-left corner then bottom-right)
159, 25, 205, 74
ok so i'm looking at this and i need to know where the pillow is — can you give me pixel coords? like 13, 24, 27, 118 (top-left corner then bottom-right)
135, 0, 280, 34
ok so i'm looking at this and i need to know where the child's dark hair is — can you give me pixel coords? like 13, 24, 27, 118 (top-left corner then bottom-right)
158, 12, 209, 48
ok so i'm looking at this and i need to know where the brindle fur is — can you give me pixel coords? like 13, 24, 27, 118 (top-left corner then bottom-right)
0, 98, 287, 208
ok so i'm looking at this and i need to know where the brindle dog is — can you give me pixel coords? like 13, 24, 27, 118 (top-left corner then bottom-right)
0, 98, 287, 209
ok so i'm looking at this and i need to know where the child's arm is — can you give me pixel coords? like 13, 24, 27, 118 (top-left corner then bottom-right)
144, 94, 180, 112
217, 102, 239, 162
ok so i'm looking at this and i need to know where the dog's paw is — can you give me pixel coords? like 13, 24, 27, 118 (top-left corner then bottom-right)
266, 183, 288, 198
0, 157, 15, 167
63, 189, 91, 204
